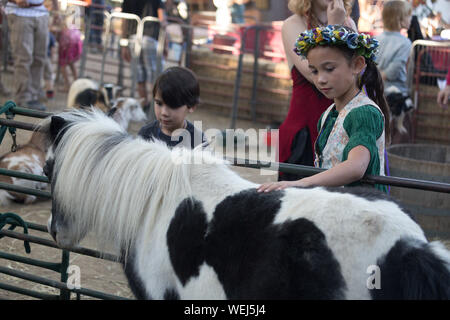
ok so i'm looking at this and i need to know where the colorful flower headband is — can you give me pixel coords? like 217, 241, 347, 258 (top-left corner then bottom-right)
294, 25, 379, 61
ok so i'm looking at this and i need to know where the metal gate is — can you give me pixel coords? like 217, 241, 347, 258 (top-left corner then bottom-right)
407, 39, 450, 144
0, 102, 130, 299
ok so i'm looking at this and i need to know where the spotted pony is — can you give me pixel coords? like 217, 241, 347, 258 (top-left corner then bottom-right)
41, 109, 450, 300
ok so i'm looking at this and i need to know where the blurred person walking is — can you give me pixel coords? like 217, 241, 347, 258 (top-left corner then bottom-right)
121, 0, 167, 114
4, 0, 59, 110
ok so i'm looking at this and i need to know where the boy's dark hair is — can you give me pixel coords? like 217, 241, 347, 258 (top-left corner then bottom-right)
152, 66, 200, 109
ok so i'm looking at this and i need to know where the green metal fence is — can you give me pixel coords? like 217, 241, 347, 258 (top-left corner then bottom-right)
0, 101, 130, 300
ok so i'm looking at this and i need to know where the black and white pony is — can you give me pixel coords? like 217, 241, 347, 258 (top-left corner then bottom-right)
41, 109, 450, 300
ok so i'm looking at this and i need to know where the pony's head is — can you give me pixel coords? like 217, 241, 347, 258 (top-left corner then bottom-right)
41, 109, 127, 249
42, 113, 81, 248
40, 108, 199, 256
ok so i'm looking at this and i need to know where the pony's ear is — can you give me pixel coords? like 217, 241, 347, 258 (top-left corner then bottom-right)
50, 116, 66, 141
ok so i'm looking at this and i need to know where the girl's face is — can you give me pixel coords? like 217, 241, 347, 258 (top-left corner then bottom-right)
307, 46, 365, 105
154, 91, 194, 135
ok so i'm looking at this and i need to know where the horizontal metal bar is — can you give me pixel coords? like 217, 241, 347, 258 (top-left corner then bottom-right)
0, 229, 119, 262
0, 282, 58, 300
0, 181, 51, 199
228, 158, 450, 194
6, 221, 48, 233
0, 251, 62, 273
9, 106, 53, 119
0, 118, 41, 131
0, 265, 130, 300
0, 168, 49, 183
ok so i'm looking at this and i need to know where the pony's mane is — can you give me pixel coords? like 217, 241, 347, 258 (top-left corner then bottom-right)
42, 109, 223, 256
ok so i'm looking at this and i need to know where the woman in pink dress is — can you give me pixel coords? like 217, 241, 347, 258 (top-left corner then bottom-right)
279, 0, 356, 180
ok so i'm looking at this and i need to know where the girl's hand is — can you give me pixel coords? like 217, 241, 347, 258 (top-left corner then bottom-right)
344, 15, 358, 31
257, 179, 311, 193
327, 0, 347, 25
437, 85, 450, 108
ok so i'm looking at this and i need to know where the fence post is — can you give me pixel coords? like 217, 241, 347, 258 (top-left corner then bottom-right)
58, 250, 71, 300
1, 10, 8, 72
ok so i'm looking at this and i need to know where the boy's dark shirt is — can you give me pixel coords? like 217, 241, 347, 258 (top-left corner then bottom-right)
121, 0, 164, 40
138, 120, 206, 149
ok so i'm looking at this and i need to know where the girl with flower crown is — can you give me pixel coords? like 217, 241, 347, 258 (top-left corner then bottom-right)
259, 25, 390, 193
279, 0, 356, 181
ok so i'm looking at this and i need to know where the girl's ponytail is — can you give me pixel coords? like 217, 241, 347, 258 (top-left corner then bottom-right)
360, 59, 391, 145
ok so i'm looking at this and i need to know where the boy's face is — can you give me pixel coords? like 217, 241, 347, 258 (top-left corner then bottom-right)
154, 91, 194, 136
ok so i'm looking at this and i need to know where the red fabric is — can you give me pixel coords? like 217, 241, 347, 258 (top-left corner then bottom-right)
446, 69, 450, 85
278, 67, 332, 163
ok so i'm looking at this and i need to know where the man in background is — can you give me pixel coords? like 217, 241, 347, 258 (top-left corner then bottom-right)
4, 0, 59, 110
120, 0, 166, 114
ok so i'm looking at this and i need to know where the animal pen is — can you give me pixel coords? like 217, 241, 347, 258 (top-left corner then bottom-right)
0, 3, 450, 299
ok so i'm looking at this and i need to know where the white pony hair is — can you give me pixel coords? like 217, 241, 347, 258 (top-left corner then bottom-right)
43, 109, 224, 257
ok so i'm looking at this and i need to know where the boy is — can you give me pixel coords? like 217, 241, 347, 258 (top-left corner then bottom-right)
138, 66, 206, 149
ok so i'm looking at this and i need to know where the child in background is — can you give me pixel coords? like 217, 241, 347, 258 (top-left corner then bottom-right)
57, 12, 83, 92
258, 25, 390, 193
376, 0, 412, 95
138, 66, 206, 149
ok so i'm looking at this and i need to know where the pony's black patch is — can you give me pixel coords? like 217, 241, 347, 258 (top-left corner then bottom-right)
122, 246, 150, 300
167, 198, 208, 286
204, 189, 346, 299
371, 237, 450, 300
43, 158, 55, 182
163, 288, 180, 300
48, 199, 67, 241
49, 116, 72, 149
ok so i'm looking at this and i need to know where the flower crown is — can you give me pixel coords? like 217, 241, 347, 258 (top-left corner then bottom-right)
294, 25, 379, 61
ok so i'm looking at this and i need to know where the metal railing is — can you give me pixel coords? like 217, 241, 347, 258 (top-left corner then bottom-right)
0, 102, 130, 300
408, 40, 450, 144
